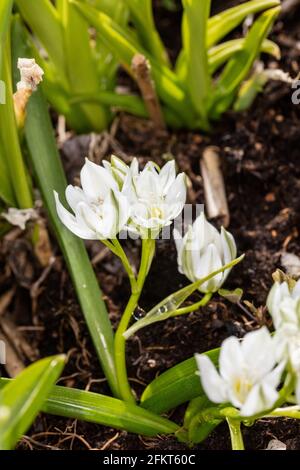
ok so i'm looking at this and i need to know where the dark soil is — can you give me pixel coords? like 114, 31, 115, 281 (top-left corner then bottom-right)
1, 0, 300, 451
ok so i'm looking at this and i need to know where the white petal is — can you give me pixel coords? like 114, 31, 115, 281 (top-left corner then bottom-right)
80, 159, 118, 200
195, 354, 228, 403
193, 213, 222, 255
159, 161, 176, 194
65, 185, 86, 212
267, 282, 290, 328
241, 327, 276, 380
54, 191, 97, 240
130, 157, 139, 176
115, 191, 131, 232
219, 336, 244, 383
264, 361, 285, 389
292, 279, 300, 299
195, 244, 223, 293
220, 227, 237, 269
75, 202, 104, 237
165, 173, 187, 218
240, 382, 278, 417
101, 191, 118, 238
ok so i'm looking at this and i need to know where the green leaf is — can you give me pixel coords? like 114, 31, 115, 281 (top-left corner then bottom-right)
0, 0, 13, 69
11, 17, 119, 398
0, 140, 16, 206
218, 287, 243, 304
0, 379, 179, 437
182, 0, 211, 129
207, 0, 280, 48
124, 255, 244, 339
141, 348, 220, 414
233, 70, 269, 112
16, 0, 66, 77
211, 7, 280, 118
0, 36, 33, 209
57, 0, 110, 131
208, 38, 280, 75
71, 1, 194, 127
0, 355, 65, 450
184, 397, 222, 444
126, 0, 170, 67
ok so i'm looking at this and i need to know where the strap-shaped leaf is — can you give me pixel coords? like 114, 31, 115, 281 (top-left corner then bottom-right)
141, 348, 219, 414
0, 355, 65, 450
56, 0, 109, 131
182, 0, 211, 129
126, 0, 170, 67
207, 0, 280, 48
0, 37, 33, 209
16, 0, 66, 76
11, 17, 119, 397
0, 0, 13, 70
209, 38, 280, 75
0, 379, 179, 437
211, 6, 280, 118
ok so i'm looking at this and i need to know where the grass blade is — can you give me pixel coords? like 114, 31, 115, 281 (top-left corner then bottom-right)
211, 7, 280, 118
141, 349, 219, 414
207, 0, 280, 48
182, 0, 211, 129
0, 355, 65, 450
0, 379, 179, 437
11, 17, 119, 397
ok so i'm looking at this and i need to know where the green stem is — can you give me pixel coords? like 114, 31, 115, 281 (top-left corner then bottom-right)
266, 405, 300, 419
114, 238, 155, 403
171, 292, 212, 317
226, 418, 245, 450
111, 238, 137, 292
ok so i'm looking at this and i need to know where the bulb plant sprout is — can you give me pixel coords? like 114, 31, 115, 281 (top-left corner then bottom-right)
70, 0, 282, 131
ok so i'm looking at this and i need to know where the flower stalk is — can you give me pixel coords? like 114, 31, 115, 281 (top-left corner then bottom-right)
114, 237, 156, 403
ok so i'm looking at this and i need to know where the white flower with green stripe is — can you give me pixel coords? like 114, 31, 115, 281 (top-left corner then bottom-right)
174, 212, 237, 293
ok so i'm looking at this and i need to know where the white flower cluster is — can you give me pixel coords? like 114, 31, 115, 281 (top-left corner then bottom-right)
196, 278, 300, 418
55, 156, 187, 239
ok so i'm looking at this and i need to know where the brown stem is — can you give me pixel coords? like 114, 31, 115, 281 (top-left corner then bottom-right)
131, 54, 166, 131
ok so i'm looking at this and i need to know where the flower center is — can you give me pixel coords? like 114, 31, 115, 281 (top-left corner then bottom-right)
233, 377, 253, 404
149, 206, 164, 220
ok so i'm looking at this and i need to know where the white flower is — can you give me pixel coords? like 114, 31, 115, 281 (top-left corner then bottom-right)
196, 327, 284, 417
174, 212, 237, 293
122, 158, 187, 233
267, 280, 300, 402
17, 58, 44, 91
54, 158, 130, 240
267, 280, 300, 329
102, 155, 130, 189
